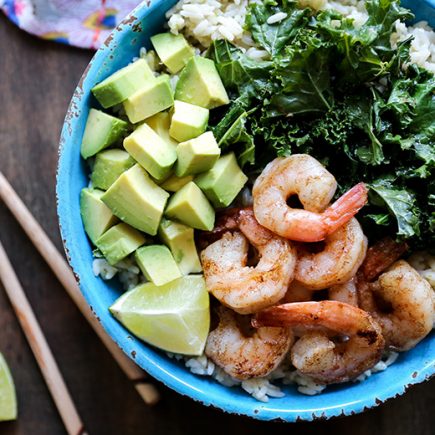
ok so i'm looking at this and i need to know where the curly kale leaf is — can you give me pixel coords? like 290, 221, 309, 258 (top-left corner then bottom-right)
212, 102, 255, 167
247, 0, 310, 56
206, 0, 434, 247
206, 40, 273, 103
267, 41, 333, 116
369, 179, 420, 239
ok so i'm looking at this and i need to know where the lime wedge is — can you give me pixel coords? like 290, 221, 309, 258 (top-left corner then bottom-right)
0, 353, 17, 421
110, 275, 210, 355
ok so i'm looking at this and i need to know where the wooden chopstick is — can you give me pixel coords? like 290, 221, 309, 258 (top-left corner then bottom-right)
0, 241, 87, 435
0, 172, 160, 405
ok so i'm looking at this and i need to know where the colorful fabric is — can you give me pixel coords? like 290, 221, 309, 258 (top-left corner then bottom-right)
0, 0, 146, 49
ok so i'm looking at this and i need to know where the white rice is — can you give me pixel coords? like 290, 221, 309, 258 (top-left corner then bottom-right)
408, 251, 435, 289
93, 256, 144, 290
354, 351, 399, 382
93, 258, 118, 280
322, 0, 368, 27
167, 0, 435, 72
179, 350, 399, 401
166, 0, 270, 59
266, 12, 288, 25
391, 21, 435, 74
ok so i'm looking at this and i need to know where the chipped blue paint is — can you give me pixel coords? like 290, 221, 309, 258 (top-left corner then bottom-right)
57, 0, 435, 422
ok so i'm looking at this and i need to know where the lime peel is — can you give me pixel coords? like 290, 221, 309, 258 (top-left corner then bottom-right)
110, 275, 210, 355
0, 353, 17, 422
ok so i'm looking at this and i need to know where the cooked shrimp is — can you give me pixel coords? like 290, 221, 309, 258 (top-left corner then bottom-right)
282, 281, 313, 303
357, 260, 434, 351
196, 207, 243, 251
295, 218, 367, 290
201, 208, 296, 314
205, 306, 293, 380
284, 278, 359, 306
253, 301, 384, 384
329, 279, 359, 307
252, 155, 368, 242
360, 237, 408, 281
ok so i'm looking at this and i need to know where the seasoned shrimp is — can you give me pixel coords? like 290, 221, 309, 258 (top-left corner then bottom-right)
253, 301, 384, 384
205, 306, 293, 380
357, 260, 435, 351
295, 218, 367, 290
329, 279, 359, 307
360, 237, 408, 281
252, 155, 368, 242
284, 278, 359, 306
201, 208, 296, 314
282, 281, 313, 303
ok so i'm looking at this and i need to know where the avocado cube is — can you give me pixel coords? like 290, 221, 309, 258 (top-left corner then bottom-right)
123, 123, 177, 181
101, 164, 169, 236
160, 174, 194, 192
151, 33, 194, 74
196, 152, 248, 208
165, 182, 215, 231
158, 218, 202, 274
81, 109, 129, 159
91, 149, 135, 190
80, 188, 118, 245
135, 245, 182, 286
175, 57, 229, 109
175, 131, 221, 177
169, 100, 209, 142
91, 59, 154, 108
146, 112, 178, 149
96, 223, 146, 265
123, 75, 174, 123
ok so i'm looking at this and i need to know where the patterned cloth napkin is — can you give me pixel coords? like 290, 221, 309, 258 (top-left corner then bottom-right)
0, 0, 145, 49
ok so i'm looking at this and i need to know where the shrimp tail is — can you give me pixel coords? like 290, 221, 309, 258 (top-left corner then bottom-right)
360, 237, 408, 281
253, 301, 385, 384
252, 303, 314, 329
253, 301, 381, 337
322, 183, 368, 233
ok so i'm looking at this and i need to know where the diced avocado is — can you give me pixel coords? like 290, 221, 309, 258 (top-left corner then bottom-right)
196, 152, 248, 208
91, 59, 154, 108
81, 109, 129, 159
91, 149, 135, 190
101, 164, 169, 235
123, 123, 176, 181
123, 75, 174, 123
175, 57, 229, 109
169, 100, 209, 142
175, 131, 221, 177
145, 50, 160, 72
96, 223, 146, 265
165, 182, 215, 231
151, 33, 194, 74
158, 218, 202, 274
135, 245, 182, 286
146, 112, 178, 149
160, 174, 194, 192
80, 188, 118, 245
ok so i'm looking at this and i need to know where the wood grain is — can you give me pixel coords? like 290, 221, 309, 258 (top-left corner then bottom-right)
0, 171, 160, 405
0, 242, 85, 435
0, 13, 433, 435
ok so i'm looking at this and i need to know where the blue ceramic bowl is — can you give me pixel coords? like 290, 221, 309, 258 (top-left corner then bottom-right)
57, 0, 435, 422
402, 0, 435, 26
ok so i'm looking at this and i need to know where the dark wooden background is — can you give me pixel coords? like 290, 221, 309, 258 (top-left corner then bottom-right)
0, 14, 433, 435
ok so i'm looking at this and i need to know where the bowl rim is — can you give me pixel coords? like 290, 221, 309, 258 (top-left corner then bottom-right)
56, 0, 435, 422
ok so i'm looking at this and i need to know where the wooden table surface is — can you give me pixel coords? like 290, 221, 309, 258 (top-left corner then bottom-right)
0, 14, 433, 435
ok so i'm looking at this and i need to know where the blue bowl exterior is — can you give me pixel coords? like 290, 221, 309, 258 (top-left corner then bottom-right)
57, 0, 435, 422
402, 0, 435, 26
